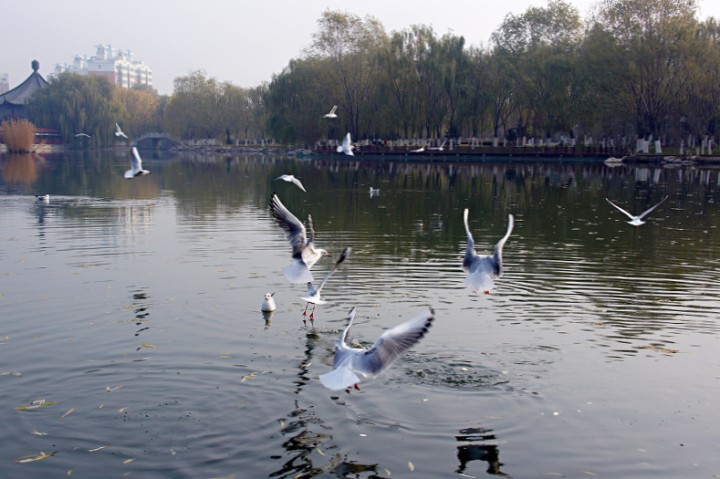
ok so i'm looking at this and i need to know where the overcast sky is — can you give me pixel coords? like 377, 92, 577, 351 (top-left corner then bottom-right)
4, 0, 720, 95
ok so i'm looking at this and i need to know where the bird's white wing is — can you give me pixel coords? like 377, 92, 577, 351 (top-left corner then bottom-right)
313, 247, 351, 295
637, 196, 668, 220
606, 198, 635, 220
354, 308, 434, 376
131, 147, 143, 171
291, 177, 307, 192
270, 194, 308, 259
462, 208, 477, 271
319, 364, 362, 390
492, 214, 514, 276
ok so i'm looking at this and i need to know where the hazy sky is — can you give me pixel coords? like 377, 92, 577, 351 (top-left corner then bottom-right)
4, 0, 720, 95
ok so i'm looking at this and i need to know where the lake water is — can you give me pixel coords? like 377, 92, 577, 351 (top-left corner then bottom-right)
2, 150, 720, 478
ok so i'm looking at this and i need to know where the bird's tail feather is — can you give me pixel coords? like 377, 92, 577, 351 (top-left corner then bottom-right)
319, 367, 361, 391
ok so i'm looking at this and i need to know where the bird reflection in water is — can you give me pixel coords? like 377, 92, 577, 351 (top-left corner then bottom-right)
455, 426, 507, 476
130, 290, 151, 337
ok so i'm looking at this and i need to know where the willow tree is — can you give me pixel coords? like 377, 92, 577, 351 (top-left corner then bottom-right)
310, 10, 387, 138
163, 70, 224, 140
597, 0, 699, 142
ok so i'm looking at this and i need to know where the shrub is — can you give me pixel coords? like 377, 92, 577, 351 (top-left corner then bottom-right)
0, 118, 37, 153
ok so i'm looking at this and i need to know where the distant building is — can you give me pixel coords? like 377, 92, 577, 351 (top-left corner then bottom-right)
53, 44, 153, 89
0, 60, 49, 120
0, 73, 9, 94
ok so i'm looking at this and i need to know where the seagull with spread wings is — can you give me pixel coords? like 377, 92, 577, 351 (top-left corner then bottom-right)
463, 209, 514, 294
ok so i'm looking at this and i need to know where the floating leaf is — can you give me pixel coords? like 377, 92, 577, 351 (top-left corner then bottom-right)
60, 408, 76, 419
98, 404, 104, 409
408, 461, 415, 471
118, 407, 128, 413
31, 430, 48, 436
67, 469, 73, 476
122, 458, 135, 464
16, 399, 56, 410
88, 446, 110, 452
16, 451, 57, 463
241, 370, 268, 382
1, 371, 23, 376
385, 469, 391, 476
136, 343, 155, 351
105, 385, 123, 392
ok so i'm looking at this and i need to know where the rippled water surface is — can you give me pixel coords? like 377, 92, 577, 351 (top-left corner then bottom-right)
2, 151, 720, 478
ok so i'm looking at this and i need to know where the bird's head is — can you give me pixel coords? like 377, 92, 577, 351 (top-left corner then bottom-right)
264, 292, 275, 301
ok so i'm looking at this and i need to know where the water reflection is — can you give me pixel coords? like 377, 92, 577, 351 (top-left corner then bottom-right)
455, 426, 507, 476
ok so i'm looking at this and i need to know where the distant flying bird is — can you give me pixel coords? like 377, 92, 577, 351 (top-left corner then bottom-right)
369, 186, 380, 197
410, 145, 426, 153
337, 133, 354, 156
463, 209, 514, 294
261, 292, 276, 312
323, 105, 338, 119
75, 133, 91, 138
275, 174, 307, 192
35, 194, 50, 203
606, 196, 668, 226
124, 147, 150, 179
115, 123, 128, 139
270, 193, 330, 284
319, 306, 434, 391
301, 247, 350, 321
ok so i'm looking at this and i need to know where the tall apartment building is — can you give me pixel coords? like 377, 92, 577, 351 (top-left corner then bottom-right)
53, 44, 153, 89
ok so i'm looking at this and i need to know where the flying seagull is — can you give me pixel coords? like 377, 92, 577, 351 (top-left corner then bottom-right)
369, 186, 380, 197
275, 174, 307, 192
301, 247, 350, 322
337, 133, 354, 156
75, 133, 91, 138
323, 105, 338, 119
270, 193, 330, 284
463, 209, 514, 294
115, 123, 128, 139
261, 292, 276, 312
319, 306, 434, 391
605, 196, 668, 226
124, 147, 150, 179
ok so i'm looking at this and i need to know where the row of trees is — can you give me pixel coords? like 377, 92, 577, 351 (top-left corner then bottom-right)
24, 0, 720, 150
266, 0, 720, 149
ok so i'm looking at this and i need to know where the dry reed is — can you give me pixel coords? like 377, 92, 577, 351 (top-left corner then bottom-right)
0, 119, 37, 153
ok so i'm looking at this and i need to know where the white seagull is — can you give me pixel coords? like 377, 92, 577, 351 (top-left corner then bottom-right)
606, 196, 668, 226
427, 138, 447, 151
319, 306, 434, 391
463, 209, 514, 294
323, 105, 338, 119
369, 186, 380, 196
337, 133, 354, 156
270, 193, 330, 284
75, 133, 91, 138
301, 247, 350, 322
35, 194, 50, 203
124, 147, 150, 179
410, 145, 426, 153
115, 123, 128, 139
261, 292, 276, 312
275, 174, 307, 192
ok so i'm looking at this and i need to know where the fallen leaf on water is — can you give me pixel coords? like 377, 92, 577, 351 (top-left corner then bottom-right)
385, 468, 391, 476
122, 458, 135, 464
408, 461, 415, 472
16, 451, 57, 463
98, 404, 104, 409
1, 371, 23, 376
118, 407, 128, 413
31, 430, 48, 436
61, 408, 76, 419
67, 469, 73, 476
279, 420, 285, 429
583, 471, 598, 477
16, 399, 57, 411
88, 446, 110, 452
136, 343, 155, 351
106, 385, 123, 392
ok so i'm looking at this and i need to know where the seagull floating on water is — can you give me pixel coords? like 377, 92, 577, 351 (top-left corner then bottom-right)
337, 133, 354, 156
115, 123, 128, 139
124, 147, 150, 179
35, 194, 50, 203
606, 196, 668, 226
301, 247, 350, 322
463, 209, 514, 294
319, 306, 434, 391
261, 292, 276, 312
270, 193, 330, 284
323, 105, 338, 119
275, 174, 307, 192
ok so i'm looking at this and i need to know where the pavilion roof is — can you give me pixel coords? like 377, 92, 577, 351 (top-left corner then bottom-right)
0, 60, 49, 106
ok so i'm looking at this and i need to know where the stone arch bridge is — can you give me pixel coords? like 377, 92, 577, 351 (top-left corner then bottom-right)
133, 133, 181, 150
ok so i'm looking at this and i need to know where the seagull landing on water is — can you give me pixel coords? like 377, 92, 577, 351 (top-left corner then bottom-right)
301, 247, 350, 323
115, 123, 128, 139
323, 105, 338, 119
270, 193, 330, 284
124, 147, 150, 179
261, 292, 276, 312
605, 196, 668, 226
319, 306, 434, 391
337, 133, 354, 156
463, 209, 514, 295
275, 174, 307, 192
